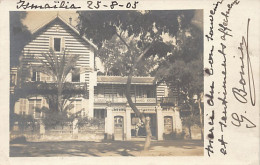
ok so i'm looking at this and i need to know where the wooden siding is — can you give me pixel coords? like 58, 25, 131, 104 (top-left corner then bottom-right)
21, 19, 94, 89
156, 83, 167, 98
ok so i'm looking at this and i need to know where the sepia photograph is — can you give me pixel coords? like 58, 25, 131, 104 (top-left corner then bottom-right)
9, 10, 204, 157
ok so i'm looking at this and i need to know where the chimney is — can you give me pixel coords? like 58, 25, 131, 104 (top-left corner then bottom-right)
69, 17, 72, 25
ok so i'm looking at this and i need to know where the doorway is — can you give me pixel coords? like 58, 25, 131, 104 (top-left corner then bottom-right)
114, 116, 124, 140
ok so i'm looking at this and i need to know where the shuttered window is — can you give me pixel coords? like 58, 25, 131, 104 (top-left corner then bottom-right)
72, 68, 80, 82
31, 70, 40, 82
19, 99, 27, 115
28, 99, 42, 117
54, 38, 61, 52
50, 37, 64, 52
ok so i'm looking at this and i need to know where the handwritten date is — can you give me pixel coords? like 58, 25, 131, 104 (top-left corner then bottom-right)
87, 1, 139, 9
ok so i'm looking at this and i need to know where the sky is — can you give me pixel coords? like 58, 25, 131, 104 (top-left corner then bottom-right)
22, 11, 79, 32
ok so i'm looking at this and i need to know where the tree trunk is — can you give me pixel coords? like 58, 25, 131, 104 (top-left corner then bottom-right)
126, 73, 152, 150
118, 37, 154, 150
144, 116, 152, 150
188, 126, 192, 139
198, 93, 203, 140
57, 81, 63, 112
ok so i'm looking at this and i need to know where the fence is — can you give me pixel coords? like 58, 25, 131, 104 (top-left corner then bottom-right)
10, 119, 105, 142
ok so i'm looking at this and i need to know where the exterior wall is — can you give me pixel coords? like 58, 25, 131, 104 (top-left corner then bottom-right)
14, 97, 48, 118
14, 18, 95, 117
94, 82, 183, 141
22, 18, 94, 85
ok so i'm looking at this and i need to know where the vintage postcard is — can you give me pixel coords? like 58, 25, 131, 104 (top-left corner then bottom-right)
0, 0, 259, 164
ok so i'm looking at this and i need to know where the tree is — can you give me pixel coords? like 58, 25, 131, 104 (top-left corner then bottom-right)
77, 10, 196, 150
10, 11, 31, 67
12, 49, 88, 130
154, 21, 204, 140
32, 49, 83, 112
10, 11, 32, 130
97, 35, 159, 76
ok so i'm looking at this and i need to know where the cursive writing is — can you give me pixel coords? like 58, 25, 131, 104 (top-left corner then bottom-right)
205, 110, 215, 157
232, 19, 256, 106
17, 0, 81, 9
218, 42, 228, 155
206, 81, 214, 106
231, 113, 256, 128
205, 0, 224, 41
218, 0, 240, 40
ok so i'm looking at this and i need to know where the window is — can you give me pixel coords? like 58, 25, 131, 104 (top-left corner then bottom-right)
28, 99, 42, 118
10, 74, 16, 86
19, 99, 26, 115
147, 89, 154, 98
94, 109, 105, 119
72, 68, 80, 82
31, 71, 40, 81
54, 38, 61, 52
131, 114, 140, 125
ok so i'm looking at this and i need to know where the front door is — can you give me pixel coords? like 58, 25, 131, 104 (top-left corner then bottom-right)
164, 116, 173, 134
114, 116, 124, 140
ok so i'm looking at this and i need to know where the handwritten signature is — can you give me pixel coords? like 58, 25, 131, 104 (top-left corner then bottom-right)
232, 19, 256, 106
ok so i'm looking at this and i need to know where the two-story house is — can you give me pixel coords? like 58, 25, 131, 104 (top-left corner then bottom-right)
13, 15, 97, 119
93, 76, 182, 140
11, 15, 182, 141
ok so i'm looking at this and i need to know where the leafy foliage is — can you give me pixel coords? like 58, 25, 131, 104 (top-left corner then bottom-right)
10, 113, 38, 132
42, 110, 73, 129
10, 11, 31, 67
97, 35, 160, 76
77, 10, 194, 55
18, 49, 86, 112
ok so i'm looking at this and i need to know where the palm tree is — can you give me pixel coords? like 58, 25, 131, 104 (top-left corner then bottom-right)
34, 49, 82, 112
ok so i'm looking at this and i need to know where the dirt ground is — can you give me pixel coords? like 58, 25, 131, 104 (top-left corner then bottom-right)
10, 139, 203, 157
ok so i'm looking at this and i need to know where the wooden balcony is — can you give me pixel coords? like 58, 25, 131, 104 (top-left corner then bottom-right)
94, 97, 156, 104
135, 98, 156, 103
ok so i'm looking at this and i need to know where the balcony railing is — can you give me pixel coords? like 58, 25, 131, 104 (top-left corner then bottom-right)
135, 98, 156, 103
158, 97, 178, 106
94, 97, 156, 104
94, 97, 126, 103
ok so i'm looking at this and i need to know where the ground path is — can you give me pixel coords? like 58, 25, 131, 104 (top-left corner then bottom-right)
10, 140, 203, 157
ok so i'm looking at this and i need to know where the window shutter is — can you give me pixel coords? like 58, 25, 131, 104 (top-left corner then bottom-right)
61, 37, 65, 51
49, 36, 53, 51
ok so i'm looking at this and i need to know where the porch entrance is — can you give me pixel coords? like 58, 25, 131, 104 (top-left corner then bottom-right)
131, 114, 157, 138
164, 116, 173, 134
114, 116, 124, 140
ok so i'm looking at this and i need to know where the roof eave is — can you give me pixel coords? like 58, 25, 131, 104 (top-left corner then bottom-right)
31, 15, 98, 50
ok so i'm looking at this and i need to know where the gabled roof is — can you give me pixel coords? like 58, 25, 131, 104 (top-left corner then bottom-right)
31, 15, 98, 50
97, 76, 156, 85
